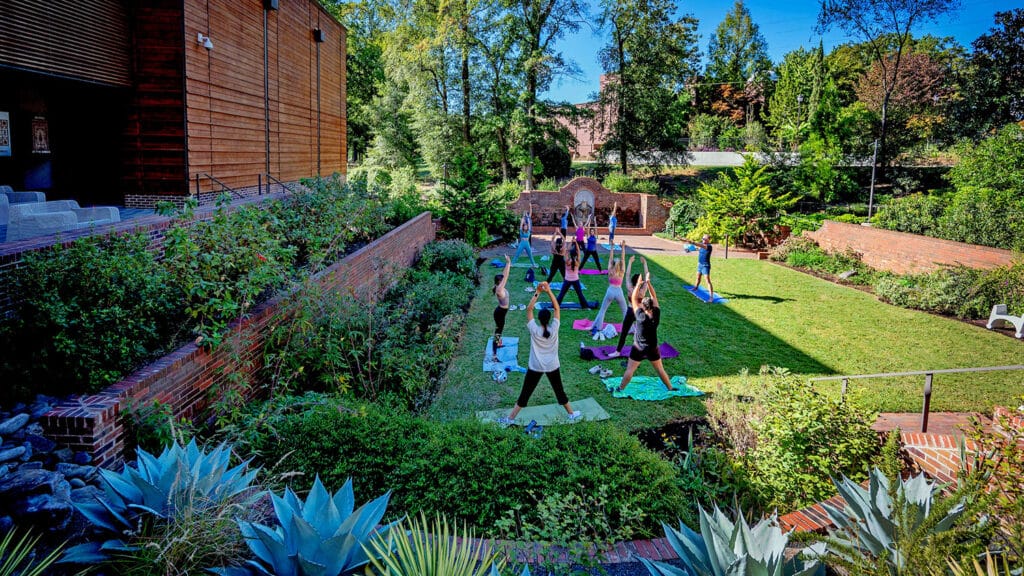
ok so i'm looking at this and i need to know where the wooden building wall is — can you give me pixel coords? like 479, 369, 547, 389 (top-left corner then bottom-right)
121, 1, 188, 199
0, 0, 131, 87
184, 0, 346, 195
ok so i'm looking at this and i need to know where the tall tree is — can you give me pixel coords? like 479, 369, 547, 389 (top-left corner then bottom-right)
816, 0, 961, 184
705, 0, 770, 84
765, 47, 819, 149
511, 0, 586, 190
469, 0, 520, 181
597, 0, 699, 173
949, 9, 1024, 139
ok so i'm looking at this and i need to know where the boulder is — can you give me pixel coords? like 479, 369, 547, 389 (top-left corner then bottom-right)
0, 414, 29, 435
0, 446, 26, 463
0, 468, 73, 532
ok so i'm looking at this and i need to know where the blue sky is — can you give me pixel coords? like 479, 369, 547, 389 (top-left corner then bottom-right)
541, 0, 1021, 104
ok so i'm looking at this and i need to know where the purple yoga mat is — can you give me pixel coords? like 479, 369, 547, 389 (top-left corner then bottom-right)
586, 343, 680, 361
572, 319, 623, 332
579, 269, 608, 275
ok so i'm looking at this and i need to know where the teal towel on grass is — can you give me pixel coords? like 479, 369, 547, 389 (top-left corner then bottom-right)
602, 376, 704, 400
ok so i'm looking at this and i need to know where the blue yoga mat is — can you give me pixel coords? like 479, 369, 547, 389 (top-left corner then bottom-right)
483, 337, 525, 373
534, 280, 586, 291
602, 376, 704, 400
537, 300, 598, 310
683, 283, 728, 304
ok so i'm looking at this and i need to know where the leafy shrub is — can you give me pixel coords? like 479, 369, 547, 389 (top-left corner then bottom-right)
633, 179, 660, 195
536, 176, 559, 191
439, 150, 508, 247
778, 213, 825, 237
964, 412, 1024, 561
872, 263, 1024, 320
687, 114, 731, 150
946, 123, 1024, 193
664, 194, 704, 239
248, 401, 687, 538
602, 172, 635, 192
937, 186, 1024, 251
397, 270, 475, 330
769, 235, 820, 262
695, 157, 798, 249
0, 233, 183, 397
416, 239, 477, 278
749, 375, 878, 510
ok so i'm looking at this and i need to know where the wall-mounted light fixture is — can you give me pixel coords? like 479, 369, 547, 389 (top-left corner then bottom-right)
197, 32, 213, 51
313, 28, 326, 43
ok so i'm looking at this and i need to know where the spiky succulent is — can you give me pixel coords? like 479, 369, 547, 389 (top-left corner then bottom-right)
214, 476, 397, 576
367, 512, 501, 576
61, 438, 259, 564
817, 468, 968, 575
641, 505, 822, 576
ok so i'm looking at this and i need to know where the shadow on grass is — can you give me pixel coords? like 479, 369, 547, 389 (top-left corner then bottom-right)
638, 258, 834, 379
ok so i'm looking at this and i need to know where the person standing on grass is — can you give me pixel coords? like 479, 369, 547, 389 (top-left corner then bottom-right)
616, 272, 675, 392
608, 202, 618, 244
590, 240, 627, 336
579, 222, 603, 271
556, 251, 590, 309
498, 282, 582, 425
512, 215, 537, 267
491, 255, 511, 362
546, 231, 567, 283
571, 212, 588, 256
682, 234, 715, 302
559, 205, 570, 238
608, 255, 645, 358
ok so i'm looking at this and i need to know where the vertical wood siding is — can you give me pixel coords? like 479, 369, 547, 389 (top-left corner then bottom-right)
184, 0, 346, 193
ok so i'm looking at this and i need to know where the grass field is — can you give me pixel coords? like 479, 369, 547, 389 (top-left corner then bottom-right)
428, 256, 1023, 431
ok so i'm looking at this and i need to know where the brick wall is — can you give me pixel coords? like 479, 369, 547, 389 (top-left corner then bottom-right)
40, 212, 435, 467
805, 220, 1018, 275
510, 177, 670, 234
0, 192, 294, 317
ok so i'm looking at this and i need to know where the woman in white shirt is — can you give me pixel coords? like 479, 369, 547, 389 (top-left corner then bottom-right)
498, 282, 582, 425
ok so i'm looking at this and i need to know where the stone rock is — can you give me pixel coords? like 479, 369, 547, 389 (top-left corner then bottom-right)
19, 462, 43, 470
24, 422, 43, 436
25, 434, 57, 453
70, 485, 103, 505
29, 402, 52, 420
0, 446, 26, 463
19, 442, 32, 462
838, 269, 858, 280
69, 478, 87, 489
72, 452, 92, 465
0, 469, 73, 531
53, 448, 74, 463
0, 414, 29, 436
56, 463, 97, 482
0, 465, 7, 477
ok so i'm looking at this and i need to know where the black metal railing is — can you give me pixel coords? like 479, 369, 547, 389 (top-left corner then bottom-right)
195, 173, 242, 199
810, 365, 1024, 433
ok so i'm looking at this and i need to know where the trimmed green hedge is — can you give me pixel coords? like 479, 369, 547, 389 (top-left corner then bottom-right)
248, 400, 688, 538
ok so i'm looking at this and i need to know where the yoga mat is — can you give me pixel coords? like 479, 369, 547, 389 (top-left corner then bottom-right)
477, 397, 610, 425
602, 376, 704, 400
490, 258, 538, 269
587, 343, 679, 361
483, 337, 524, 373
601, 243, 617, 251
534, 280, 586, 291
538, 301, 598, 310
683, 283, 728, 304
572, 319, 623, 332
579, 269, 608, 275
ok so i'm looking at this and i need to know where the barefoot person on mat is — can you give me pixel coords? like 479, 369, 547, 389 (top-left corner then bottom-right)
556, 251, 590, 309
616, 272, 675, 392
498, 282, 581, 425
491, 255, 511, 362
590, 240, 627, 336
608, 255, 644, 358
681, 234, 715, 302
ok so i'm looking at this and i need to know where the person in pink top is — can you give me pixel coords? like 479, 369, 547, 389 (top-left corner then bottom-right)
555, 251, 590, 309
590, 240, 627, 335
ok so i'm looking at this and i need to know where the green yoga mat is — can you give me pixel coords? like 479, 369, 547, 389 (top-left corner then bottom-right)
602, 376, 704, 400
477, 397, 610, 425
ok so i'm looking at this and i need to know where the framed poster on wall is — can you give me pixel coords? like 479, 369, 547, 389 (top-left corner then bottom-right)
31, 116, 50, 154
0, 112, 11, 157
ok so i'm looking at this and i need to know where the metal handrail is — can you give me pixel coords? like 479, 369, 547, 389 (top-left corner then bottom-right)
263, 173, 298, 195
195, 173, 242, 199
810, 365, 1024, 433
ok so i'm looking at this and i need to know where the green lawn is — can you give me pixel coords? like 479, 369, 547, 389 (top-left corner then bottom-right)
429, 256, 1023, 431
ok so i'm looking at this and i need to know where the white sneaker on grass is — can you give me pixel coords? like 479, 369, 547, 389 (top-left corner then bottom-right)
568, 411, 583, 423
606, 350, 620, 358
588, 365, 602, 375
496, 416, 514, 427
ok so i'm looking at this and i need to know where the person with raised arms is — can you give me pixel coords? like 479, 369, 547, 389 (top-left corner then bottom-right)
615, 271, 675, 392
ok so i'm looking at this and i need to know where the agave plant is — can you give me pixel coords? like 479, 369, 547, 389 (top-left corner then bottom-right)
213, 476, 397, 576
62, 438, 259, 564
818, 468, 969, 575
941, 551, 1021, 576
367, 512, 502, 576
640, 505, 822, 576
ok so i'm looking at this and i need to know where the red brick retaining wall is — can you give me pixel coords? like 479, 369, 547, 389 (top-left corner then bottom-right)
510, 177, 670, 234
805, 220, 1018, 275
41, 212, 436, 467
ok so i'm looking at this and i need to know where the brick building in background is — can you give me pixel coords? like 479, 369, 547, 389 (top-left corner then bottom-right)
0, 0, 346, 208
555, 75, 616, 161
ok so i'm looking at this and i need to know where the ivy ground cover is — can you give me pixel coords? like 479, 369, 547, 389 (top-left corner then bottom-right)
431, 256, 1023, 430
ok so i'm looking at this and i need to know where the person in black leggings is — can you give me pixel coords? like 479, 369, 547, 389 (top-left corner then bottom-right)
579, 223, 603, 271
546, 231, 567, 283
608, 255, 645, 358
492, 255, 511, 362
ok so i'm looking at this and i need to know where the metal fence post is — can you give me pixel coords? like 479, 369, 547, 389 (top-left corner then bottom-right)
921, 373, 933, 433
841, 378, 849, 400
